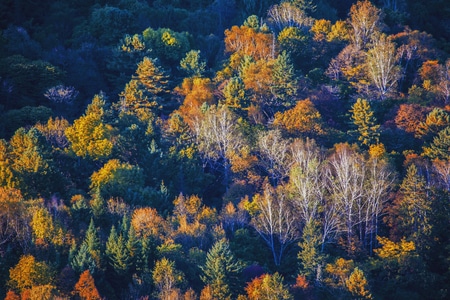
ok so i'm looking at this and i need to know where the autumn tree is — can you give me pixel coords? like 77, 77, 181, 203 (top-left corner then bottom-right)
152, 257, 185, 300
224, 16, 274, 61
416, 108, 450, 142
273, 99, 324, 137
8, 255, 54, 294
65, 93, 113, 161
193, 105, 247, 188
180, 50, 207, 77
349, 98, 380, 147
245, 273, 292, 300
73, 270, 101, 300
89, 159, 145, 204
348, 0, 383, 50
422, 126, 450, 160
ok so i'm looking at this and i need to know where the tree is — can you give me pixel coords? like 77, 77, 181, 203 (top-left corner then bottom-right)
31, 206, 64, 247
273, 99, 324, 137
105, 226, 131, 277
416, 108, 450, 142
152, 258, 185, 300
245, 273, 292, 300
193, 105, 247, 188
131, 207, 167, 240
8, 255, 54, 294
180, 50, 207, 77
365, 33, 400, 100
348, 0, 383, 50
270, 51, 298, 109
256, 129, 292, 185
388, 164, 430, 242
65, 93, 113, 161
345, 267, 372, 299
325, 144, 365, 253
224, 18, 274, 61
89, 159, 144, 204
246, 184, 299, 266
267, 1, 313, 32
422, 126, 450, 160
0, 187, 31, 252
73, 270, 101, 300
350, 98, 380, 147
201, 239, 243, 299
8, 127, 57, 197
70, 218, 102, 274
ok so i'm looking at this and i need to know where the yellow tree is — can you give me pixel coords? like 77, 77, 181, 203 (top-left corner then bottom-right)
8, 255, 54, 294
348, 0, 383, 50
65, 93, 113, 161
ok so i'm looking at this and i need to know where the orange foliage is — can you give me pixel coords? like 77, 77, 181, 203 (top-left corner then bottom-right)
131, 207, 167, 239
419, 60, 441, 84
74, 270, 101, 300
224, 25, 274, 60
175, 77, 216, 127
273, 99, 323, 136
4, 290, 20, 300
394, 104, 430, 134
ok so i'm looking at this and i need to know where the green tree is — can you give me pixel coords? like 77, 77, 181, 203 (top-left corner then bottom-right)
70, 219, 102, 274
201, 239, 244, 299
349, 98, 380, 147
270, 51, 298, 109
142, 27, 191, 64
89, 159, 145, 204
297, 221, 324, 282
389, 164, 431, 242
180, 50, 207, 77
105, 226, 131, 277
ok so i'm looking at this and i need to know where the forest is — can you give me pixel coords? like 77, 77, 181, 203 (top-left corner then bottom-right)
0, 0, 449, 299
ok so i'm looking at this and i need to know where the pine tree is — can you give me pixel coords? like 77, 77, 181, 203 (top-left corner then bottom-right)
350, 98, 380, 147
270, 51, 298, 109
201, 239, 243, 299
422, 126, 450, 160
105, 226, 131, 277
297, 221, 324, 282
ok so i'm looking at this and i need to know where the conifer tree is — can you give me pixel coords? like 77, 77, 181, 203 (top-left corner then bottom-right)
105, 226, 131, 277
350, 98, 380, 147
74, 270, 101, 300
201, 239, 244, 299
270, 51, 298, 109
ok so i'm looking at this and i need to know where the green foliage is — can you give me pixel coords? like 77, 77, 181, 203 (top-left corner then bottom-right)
297, 221, 324, 281
422, 126, 450, 160
90, 159, 145, 204
142, 27, 191, 64
201, 239, 244, 299
0, 106, 52, 139
180, 50, 207, 77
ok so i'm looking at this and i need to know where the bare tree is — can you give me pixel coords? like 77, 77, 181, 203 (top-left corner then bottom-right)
257, 129, 292, 185
250, 184, 299, 266
193, 105, 246, 188
366, 34, 400, 100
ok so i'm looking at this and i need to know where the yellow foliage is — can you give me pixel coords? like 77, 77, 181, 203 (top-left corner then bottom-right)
369, 143, 386, 159
374, 236, 416, 259
311, 19, 331, 41
345, 268, 372, 299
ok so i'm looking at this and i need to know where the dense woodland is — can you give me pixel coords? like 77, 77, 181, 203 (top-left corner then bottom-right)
0, 0, 449, 299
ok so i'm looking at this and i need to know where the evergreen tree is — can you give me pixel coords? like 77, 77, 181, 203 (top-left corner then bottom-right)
297, 221, 325, 282
201, 239, 244, 299
105, 226, 131, 277
270, 51, 298, 109
422, 126, 450, 160
71, 219, 102, 274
